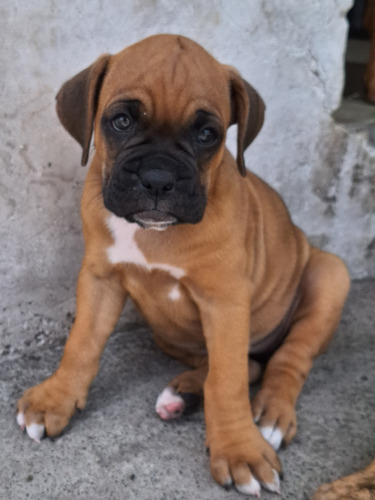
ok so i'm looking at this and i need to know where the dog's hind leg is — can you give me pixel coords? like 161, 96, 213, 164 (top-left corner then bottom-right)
156, 365, 207, 420
155, 358, 263, 421
251, 248, 350, 450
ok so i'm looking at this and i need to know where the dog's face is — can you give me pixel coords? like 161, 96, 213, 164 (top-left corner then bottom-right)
100, 105, 219, 229
98, 41, 228, 229
56, 35, 265, 230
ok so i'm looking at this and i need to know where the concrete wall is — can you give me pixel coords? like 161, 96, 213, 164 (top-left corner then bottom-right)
2, 0, 372, 356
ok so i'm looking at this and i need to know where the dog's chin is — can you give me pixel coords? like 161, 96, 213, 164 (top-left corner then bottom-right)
130, 210, 178, 231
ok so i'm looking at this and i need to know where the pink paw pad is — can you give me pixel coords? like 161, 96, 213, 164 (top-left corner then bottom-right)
155, 387, 185, 420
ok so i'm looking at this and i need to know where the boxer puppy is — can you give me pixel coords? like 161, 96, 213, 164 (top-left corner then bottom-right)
17, 34, 350, 497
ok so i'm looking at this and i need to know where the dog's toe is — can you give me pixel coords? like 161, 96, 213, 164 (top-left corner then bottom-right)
16, 412, 26, 431
235, 476, 261, 497
260, 468, 281, 493
26, 422, 45, 442
16, 412, 45, 442
155, 387, 185, 420
260, 426, 283, 450
252, 390, 297, 449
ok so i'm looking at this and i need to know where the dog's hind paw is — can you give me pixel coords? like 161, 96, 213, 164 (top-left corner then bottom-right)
259, 425, 283, 451
155, 387, 185, 420
252, 390, 297, 449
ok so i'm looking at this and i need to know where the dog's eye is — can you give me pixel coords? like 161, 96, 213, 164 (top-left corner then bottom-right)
197, 128, 217, 145
111, 114, 132, 131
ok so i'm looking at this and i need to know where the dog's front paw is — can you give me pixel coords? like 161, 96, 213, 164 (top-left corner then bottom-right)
252, 390, 297, 450
208, 427, 282, 497
17, 375, 86, 441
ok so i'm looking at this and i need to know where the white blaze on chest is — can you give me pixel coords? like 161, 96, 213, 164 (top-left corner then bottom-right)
106, 214, 185, 279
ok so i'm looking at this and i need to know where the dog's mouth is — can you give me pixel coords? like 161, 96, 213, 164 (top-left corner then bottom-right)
131, 210, 178, 231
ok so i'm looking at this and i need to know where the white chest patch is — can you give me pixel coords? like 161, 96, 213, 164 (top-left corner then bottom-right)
106, 214, 185, 279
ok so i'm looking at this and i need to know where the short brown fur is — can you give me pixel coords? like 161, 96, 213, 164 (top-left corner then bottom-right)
314, 459, 375, 499
18, 35, 350, 494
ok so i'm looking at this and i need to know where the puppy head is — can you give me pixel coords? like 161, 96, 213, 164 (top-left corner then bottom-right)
56, 34, 265, 229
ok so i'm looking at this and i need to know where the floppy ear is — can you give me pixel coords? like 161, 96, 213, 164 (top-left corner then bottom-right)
228, 69, 265, 176
56, 54, 110, 166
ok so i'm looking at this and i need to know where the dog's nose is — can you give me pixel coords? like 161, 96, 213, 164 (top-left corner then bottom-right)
139, 169, 175, 198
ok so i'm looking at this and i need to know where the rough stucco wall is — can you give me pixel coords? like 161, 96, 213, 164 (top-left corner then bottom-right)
2, 0, 372, 356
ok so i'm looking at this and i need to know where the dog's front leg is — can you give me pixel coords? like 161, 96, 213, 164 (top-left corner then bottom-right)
17, 264, 127, 441
198, 280, 282, 496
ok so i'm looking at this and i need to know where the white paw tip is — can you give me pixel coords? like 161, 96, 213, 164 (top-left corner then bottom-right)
26, 423, 45, 443
16, 412, 25, 430
236, 476, 261, 497
155, 386, 185, 420
261, 469, 281, 494
260, 425, 273, 440
260, 425, 283, 450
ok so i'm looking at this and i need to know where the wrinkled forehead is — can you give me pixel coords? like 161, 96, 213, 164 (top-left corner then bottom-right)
98, 35, 231, 125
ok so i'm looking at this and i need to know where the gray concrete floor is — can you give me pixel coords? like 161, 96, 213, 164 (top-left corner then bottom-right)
1, 280, 374, 500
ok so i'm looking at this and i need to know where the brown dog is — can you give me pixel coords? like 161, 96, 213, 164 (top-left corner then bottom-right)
313, 460, 375, 499
17, 35, 350, 496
